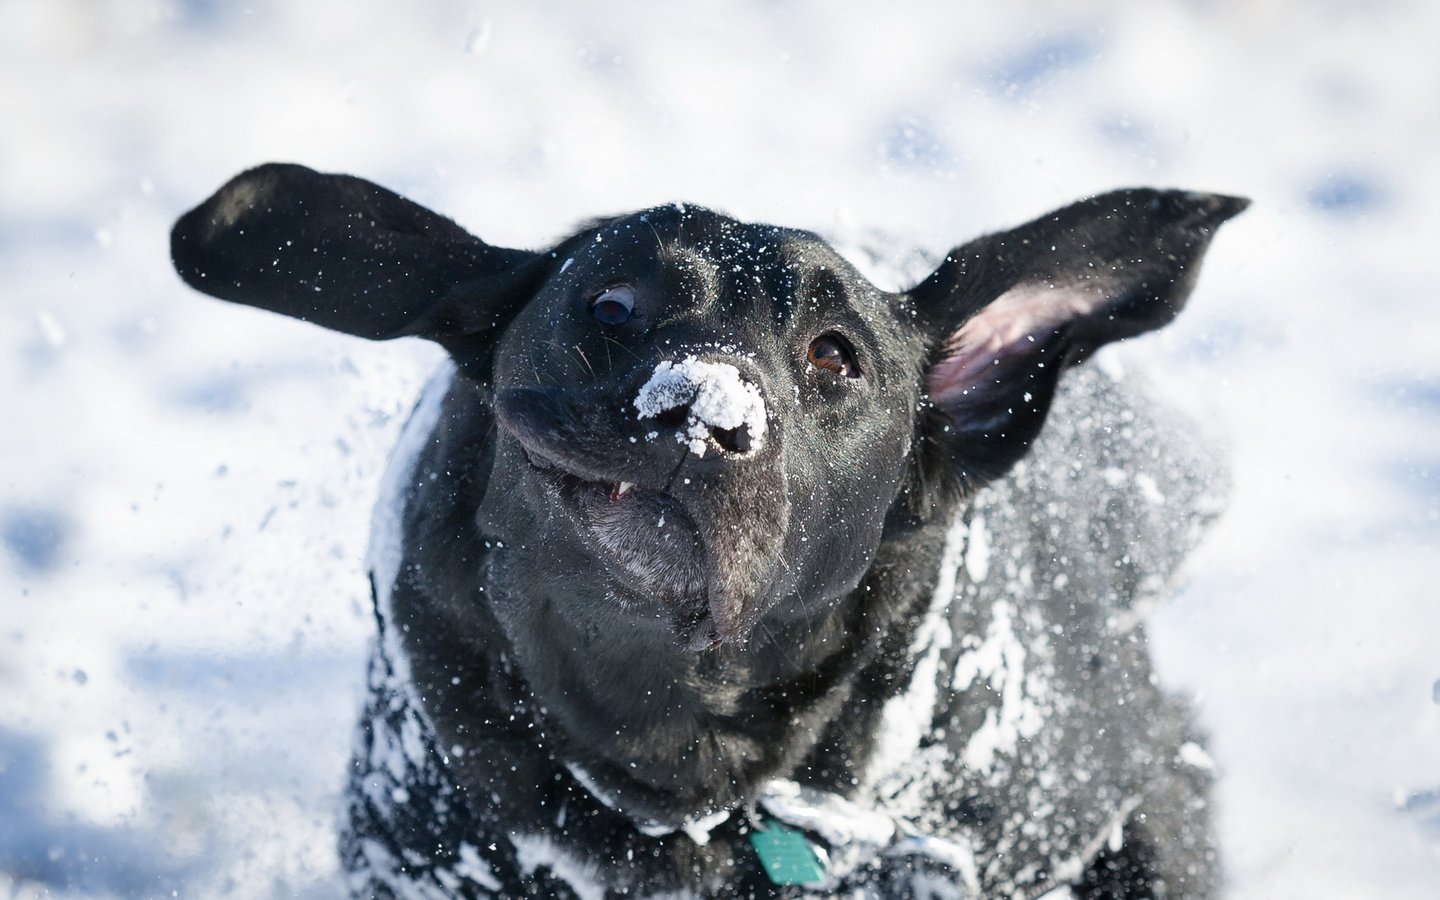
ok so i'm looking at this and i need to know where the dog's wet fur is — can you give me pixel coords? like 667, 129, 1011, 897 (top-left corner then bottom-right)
172, 164, 1244, 898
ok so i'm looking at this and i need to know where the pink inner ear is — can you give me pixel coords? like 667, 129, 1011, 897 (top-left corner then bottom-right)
927, 281, 1107, 406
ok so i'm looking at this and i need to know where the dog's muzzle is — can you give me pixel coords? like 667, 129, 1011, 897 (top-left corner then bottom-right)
493, 370, 790, 649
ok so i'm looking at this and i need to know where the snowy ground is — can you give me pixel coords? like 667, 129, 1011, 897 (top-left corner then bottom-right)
2, 1, 1437, 897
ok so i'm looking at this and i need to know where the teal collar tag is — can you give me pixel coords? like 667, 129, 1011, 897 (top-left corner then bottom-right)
748, 817, 827, 886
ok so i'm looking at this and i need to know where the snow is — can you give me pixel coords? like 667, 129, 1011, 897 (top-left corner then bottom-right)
962, 514, 991, 583
566, 761, 731, 844
367, 361, 456, 689
3, 1, 1438, 897
511, 834, 605, 900
951, 600, 1048, 775
863, 508, 964, 801
759, 779, 898, 851
1178, 741, 1216, 772
633, 355, 768, 457
451, 843, 502, 893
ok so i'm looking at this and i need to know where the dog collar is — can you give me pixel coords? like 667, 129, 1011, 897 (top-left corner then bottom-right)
752, 778, 979, 892
559, 760, 979, 890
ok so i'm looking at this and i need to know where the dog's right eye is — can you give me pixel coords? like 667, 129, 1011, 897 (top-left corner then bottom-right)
590, 286, 635, 325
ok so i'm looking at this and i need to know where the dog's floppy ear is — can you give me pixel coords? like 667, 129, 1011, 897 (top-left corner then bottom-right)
171, 163, 545, 369
907, 187, 1247, 491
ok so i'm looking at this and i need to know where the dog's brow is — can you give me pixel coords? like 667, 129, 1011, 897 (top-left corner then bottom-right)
806, 265, 848, 303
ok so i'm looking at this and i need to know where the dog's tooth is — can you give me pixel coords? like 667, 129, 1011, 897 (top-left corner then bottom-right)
618, 481, 633, 496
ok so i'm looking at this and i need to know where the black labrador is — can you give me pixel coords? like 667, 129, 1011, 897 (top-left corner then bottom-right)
171, 164, 1244, 898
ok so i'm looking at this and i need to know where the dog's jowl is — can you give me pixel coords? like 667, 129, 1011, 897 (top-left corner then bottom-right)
172, 164, 1244, 899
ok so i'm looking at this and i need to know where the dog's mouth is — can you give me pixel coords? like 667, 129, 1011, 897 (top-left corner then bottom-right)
522, 445, 649, 504
519, 444, 719, 649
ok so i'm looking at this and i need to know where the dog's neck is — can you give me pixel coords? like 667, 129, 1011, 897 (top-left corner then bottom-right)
466, 558, 892, 826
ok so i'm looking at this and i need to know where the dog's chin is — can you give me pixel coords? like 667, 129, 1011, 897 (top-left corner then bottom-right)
521, 448, 722, 648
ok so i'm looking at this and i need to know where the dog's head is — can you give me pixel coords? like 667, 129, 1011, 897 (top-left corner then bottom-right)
173, 164, 1244, 649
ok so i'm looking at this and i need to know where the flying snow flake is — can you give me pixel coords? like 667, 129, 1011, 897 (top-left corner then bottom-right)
1178, 742, 1216, 771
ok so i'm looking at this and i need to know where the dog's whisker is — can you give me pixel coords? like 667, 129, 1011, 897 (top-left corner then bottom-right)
598, 334, 643, 364
645, 218, 670, 266
756, 618, 800, 674
573, 343, 595, 378
537, 338, 601, 383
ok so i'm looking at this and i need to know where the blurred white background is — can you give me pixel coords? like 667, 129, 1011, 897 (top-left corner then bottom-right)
1, 1, 1436, 896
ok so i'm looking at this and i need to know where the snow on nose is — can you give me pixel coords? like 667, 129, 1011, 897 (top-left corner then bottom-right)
633, 356, 768, 457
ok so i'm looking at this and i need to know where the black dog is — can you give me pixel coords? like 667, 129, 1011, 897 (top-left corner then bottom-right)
171, 164, 1244, 898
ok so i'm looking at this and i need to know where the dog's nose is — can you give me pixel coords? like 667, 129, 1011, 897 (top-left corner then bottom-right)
632, 355, 768, 459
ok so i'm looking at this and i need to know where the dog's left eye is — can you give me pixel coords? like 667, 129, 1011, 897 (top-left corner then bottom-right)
590, 285, 635, 325
807, 333, 860, 378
